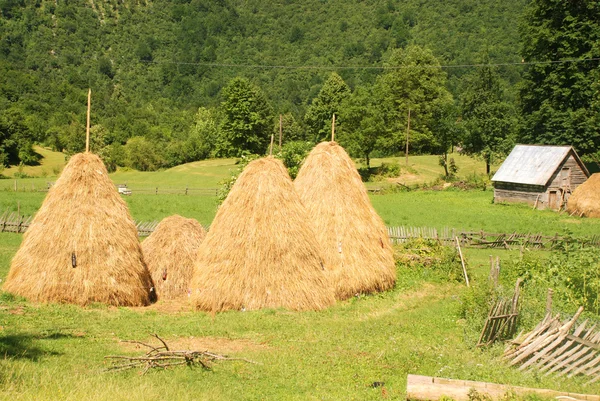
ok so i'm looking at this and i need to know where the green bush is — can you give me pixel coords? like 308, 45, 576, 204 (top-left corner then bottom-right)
394, 238, 462, 283
505, 246, 600, 315
377, 162, 401, 177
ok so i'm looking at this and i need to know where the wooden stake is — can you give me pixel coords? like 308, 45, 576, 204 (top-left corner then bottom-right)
86, 88, 91, 153
545, 288, 554, 315
455, 236, 469, 287
279, 114, 283, 150
331, 114, 336, 142
269, 134, 274, 156
405, 108, 411, 165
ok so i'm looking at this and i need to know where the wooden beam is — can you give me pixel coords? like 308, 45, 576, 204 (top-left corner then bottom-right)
406, 374, 600, 401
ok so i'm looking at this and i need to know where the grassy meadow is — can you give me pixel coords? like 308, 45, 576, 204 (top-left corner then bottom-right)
1, 153, 600, 400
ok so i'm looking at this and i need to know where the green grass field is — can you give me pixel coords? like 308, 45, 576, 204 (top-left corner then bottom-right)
1, 154, 600, 400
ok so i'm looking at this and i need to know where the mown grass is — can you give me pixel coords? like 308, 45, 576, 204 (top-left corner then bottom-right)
1, 256, 597, 400
2, 146, 66, 178
3, 188, 599, 237
368, 152, 497, 187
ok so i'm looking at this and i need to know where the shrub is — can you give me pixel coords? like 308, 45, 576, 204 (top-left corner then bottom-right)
394, 238, 462, 283
505, 246, 600, 315
377, 162, 401, 177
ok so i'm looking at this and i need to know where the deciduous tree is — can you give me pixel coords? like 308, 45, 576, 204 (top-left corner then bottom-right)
304, 73, 350, 143
518, 0, 600, 158
218, 77, 274, 156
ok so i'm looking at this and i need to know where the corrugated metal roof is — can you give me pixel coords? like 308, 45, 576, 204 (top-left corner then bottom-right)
491, 145, 573, 186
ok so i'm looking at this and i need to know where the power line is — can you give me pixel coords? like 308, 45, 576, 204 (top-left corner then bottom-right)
136, 57, 600, 70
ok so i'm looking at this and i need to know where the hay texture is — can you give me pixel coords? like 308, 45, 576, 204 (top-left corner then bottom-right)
142, 215, 206, 300
567, 173, 600, 218
190, 157, 335, 312
3, 153, 154, 306
294, 141, 396, 300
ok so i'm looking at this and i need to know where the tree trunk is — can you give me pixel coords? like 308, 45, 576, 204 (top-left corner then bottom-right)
443, 152, 449, 177
365, 154, 370, 168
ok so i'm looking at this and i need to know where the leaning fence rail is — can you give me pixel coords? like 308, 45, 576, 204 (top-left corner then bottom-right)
2, 214, 599, 248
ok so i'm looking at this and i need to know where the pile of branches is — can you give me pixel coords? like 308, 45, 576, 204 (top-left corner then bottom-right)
105, 334, 257, 374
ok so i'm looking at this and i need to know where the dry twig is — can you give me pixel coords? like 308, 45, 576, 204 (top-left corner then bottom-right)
104, 334, 258, 374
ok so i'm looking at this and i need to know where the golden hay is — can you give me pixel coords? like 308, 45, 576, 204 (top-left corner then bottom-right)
294, 141, 396, 300
566, 173, 600, 218
3, 153, 155, 306
190, 157, 335, 312
142, 215, 206, 300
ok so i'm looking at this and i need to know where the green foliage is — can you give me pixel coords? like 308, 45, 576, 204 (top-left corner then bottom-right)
273, 113, 306, 143
377, 45, 455, 155
377, 162, 402, 177
218, 77, 274, 157
304, 72, 350, 143
518, 0, 600, 157
395, 238, 462, 283
275, 140, 313, 179
506, 246, 600, 314
0, 110, 40, 166
338, 84, 387, 167
123, 136, 165, 172
0, 0, 530, 170
460, 59, 517, 175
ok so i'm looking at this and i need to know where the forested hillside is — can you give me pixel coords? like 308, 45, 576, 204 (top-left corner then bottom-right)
3, 0, 597, 172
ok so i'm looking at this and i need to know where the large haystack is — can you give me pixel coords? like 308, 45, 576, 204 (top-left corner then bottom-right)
3, 153, 155, 306
190, 157, 335, 312
142, 215, 206, 300
294, 141, 396, 300
567, 173, 600, 218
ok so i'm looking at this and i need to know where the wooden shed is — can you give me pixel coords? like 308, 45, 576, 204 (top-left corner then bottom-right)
492, 145, 589, 210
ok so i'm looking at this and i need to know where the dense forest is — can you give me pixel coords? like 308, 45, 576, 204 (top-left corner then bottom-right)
1, 0, 598, 172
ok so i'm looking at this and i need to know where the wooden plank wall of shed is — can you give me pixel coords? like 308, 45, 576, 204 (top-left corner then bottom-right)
494, 183, 546, 207
493, 152, 588, 210
544, 153, 588, 208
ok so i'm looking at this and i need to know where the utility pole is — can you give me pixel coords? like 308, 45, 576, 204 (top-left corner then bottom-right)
405, 108, 411, 165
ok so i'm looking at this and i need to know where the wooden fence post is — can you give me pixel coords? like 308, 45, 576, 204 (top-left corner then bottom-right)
455, 237, 469, 287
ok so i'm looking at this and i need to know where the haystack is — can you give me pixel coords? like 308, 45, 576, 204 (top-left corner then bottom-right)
190, 157, 335, 312
142, 215, 206, 300
567, 173, 600, 218
3, 153, 155, 306
294, 141, 396, 300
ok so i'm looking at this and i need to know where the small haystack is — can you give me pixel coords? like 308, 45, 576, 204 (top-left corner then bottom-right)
3, 153, 155, 306
142, 215, 206, 300
567, 173, 600, 217
190, 157, 335, 312
294, 141, 396, 300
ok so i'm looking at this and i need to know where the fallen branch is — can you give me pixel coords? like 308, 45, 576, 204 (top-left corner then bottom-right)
104, 334, 258, 374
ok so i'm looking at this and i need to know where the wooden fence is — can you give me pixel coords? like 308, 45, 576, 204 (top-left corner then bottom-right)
504, 305, 600, 385
2, 214, 600, 249
386, 226, 600, 249
5, 182, 219, 196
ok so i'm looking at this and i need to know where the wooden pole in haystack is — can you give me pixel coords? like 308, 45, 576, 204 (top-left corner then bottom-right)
279, 114, 283, 150
405, 108, 411, 165
331, 114, 336, 142
86, 88, 91, 153
269, 134, 274, 156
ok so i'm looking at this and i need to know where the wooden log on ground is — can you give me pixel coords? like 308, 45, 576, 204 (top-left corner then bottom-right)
405, 374, 600, 401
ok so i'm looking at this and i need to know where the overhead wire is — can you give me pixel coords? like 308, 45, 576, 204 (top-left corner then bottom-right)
135, 57, 600, 70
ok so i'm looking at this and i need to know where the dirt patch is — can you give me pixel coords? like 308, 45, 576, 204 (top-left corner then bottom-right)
119, 336, 270, 354
129, 299, 195, 314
